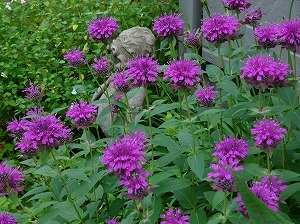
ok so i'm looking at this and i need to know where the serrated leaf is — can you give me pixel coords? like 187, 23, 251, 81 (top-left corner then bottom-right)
173, 188, 194, 209
150, 102, 179, 117
219, 80, 238, 97
64, 169, 90, 182
156, 150, 184, 167
21, 186, 48, 199
28, 192, 54, 201
34, 165, 56, 177
153, 178, 191, 195
187, 153, 205, 180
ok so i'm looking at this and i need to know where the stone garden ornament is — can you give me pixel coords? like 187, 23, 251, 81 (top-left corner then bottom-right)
92, 26, 156, 135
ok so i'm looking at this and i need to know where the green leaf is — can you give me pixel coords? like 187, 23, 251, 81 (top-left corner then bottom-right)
187, 153, 205, 180
153, 178, 191, 195
149, 197, 162, 224
230, 45, 254, 58
232, 171, 293, 224
63, 169, 90, 182
150, 102, 179, 117
206, 64, 223, 83
109, 198, 126, 217
152, 134, 181, 151
87, 201, 101, 219
281, 182, 300, 200
34, 165, 57, 177
212, 191, 225, 211
149, 171, 173, 185
28, 192, 54, 201
21, 186, 48, 199
173, 188, 194, 209
219, 80, 238, 97
156, 150, 184, 167
189, 209, 207, 224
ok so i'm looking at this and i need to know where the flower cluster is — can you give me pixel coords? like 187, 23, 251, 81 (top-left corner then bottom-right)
251, 118, 286, 151
64, 48, 87, 68
194, 85, 218, 107
222, 0, 250, 11
279, 19, 300, 53
160, 207, 190, 224
240, 55, 292, 89
243, 7, 265, 27
164, 59, 203, 90
101, 131, 152, 200
107, 220, 120, 224
153, 13, 184, 38
88, 17, 119, 42
66, 100, 97, 129
126, 56, 160, 87
0, 161, 26, 197
0, 213, 18, 224
201, 14, 239, 44
184, 29, 202, 48
91, 56, 112, 77
110, 71, 131, 93
253, 23, 280, 49
22, 81, 44, 102
237, 175, 288, 218
208, 137, 249, 192
6, 118, 27, 139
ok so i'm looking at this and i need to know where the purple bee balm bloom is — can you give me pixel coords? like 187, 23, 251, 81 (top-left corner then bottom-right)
194, 85, 218, 107
64, 48, 86, 68
108, 220, 120, 224
66, 100, 97, 129
0, 213, 18, 224
0, 161, 26, 197
110, 71, 131, 92
110, 94, 123, 113
153, 13, 184, 38
91, 56, 112, 77
201, 14, 239, 44
22, 114, 72, 150
279, 19, 300, 53
251, 119, 286, 151
213, 137, 250, 167
22, 81, 44, 101
240, 55, 291, 89
126, 56, 160, 87
222, 0, 250, 11
184, 29, 202, 48
6, 119, 27, 139
26, 106, 43, 116
160, 207, 190, 224
253, 23, 280, 49
88, 17, 119, 43
15, 137, 39, 158
236, 175, 287, 218
101, 131, 149, 177
243, 7, 266, 27
164, 59, 203, 90
207, 162, 241, 192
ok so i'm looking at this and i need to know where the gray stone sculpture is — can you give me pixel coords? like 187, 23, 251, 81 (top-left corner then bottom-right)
91, 26, 156, 135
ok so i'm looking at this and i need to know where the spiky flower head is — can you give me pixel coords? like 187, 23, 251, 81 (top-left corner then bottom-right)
107, 220, 120, 224
126, 56, 160, 87
92, 56, 112, 77
153, 13, 184, 38
6, 119, 27, 139
251, 119, 286, 151
194, 85, 218, 107
236, 175, 287, 218
240, 55, 292, 89
184, 29, 202, 48
66, 100, 97, 129
201, 14, 239, 44
0, 161, 26, 197
110, 71, 130, 93
243, 7, 266, 27
222, 0, 250, 10
0, 213, 18, 224
160, 207, 190, 224
164, 59, 203, 90
253, 23, 280, 49
279, 19, 300, 53
15, 137, 39, 158
26, 106, 43, 116
22, 81, 44, 101
88, 17, 119, 43
64, 48, 87, 68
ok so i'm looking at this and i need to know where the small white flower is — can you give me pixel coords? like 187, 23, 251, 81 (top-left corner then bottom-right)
5, 3, 12, 10
71, 88, 77, 95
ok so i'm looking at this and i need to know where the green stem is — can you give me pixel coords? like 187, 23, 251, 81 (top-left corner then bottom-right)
50, 150, 84, 223
183, 91, 196, 154
228, 40, 232, 76
169, 38, 177, 59
267, 153, 271, 174
84, 129, 94, 171
217, 46, 223, 108
124, 93, 133, 123
223, 192, 227, 217
145, 86, 154, 169
289, 0, 295, 20
259, 88, 263, 117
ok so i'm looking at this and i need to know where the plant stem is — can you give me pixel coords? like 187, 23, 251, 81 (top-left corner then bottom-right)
259, 88, 263, 118
267, 152, 271, 174
183, 91, 196, 154
293, 52, 298, 111
50, 150, 84, 223
289, 0, 295, 20
124, 93, 133, 123
228, 40, 232, 76
217, 46, 223, 108
145, 86, 154, 169
223, 192, 227, 217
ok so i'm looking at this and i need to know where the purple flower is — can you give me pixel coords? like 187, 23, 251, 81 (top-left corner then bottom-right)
222, 0, 250, 11
64, 48, 86, 68
88, 17, 119, 43
110, 71, 130, 92
160, 207, 190, 224
92, 56, 112, 77
22, 114, 72, 150
110, 94, 123, 113
201, 14, 239, 44
0, 213, 18, 224
0, 161, 26, 197
66, 100, 97, 129
251, 119, 286, 151
236, 175, 287, 218
253, 23, 280, 49
126, 56, 160, 87
164, 59, 203, 90
15, 137, 39, 157
207, 162, 241, 192
26, 106, 43, 116
101, 131, 149, 176
194, 85, 218, 107
240, 55, 292, 89
184, 29, 202, 48
153, 13, 184, 38
108, 220, 120, 224
279, 19, 300, 53
213, 137, 250, 166
22, 81, 44, 101
243, 7, 266, 27
6, 119, 27, 139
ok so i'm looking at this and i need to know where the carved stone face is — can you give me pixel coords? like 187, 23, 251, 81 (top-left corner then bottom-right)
108, 26, 156, 71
